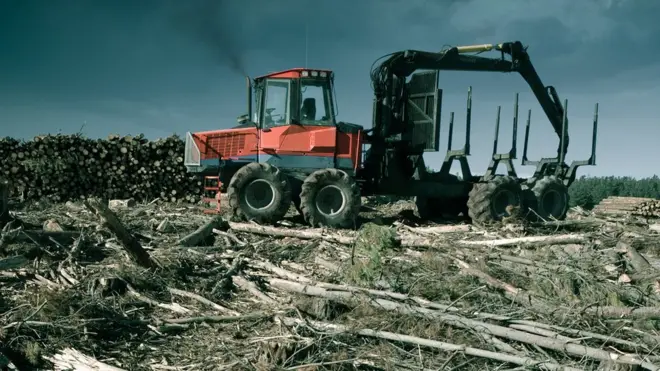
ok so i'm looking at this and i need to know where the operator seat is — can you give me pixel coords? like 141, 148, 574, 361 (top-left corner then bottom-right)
301, 98, 316, 121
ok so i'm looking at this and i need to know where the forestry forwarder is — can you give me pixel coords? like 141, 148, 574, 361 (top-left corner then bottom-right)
184, 41, 599, 228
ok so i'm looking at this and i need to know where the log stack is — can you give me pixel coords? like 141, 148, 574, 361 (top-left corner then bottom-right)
0, 134, 203, 203
593, 196, 660, 218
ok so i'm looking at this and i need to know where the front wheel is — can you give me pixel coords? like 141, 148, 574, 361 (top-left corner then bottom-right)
227, 163, 292, 224
300, 169, 361, 228
467, 176, 523, 224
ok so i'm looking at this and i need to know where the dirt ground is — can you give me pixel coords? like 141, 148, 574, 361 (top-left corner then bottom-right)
2, 197, 660, 370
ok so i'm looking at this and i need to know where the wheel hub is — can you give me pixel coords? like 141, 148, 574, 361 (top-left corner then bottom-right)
492, 189, 517, 217
541, 189, 563, 217
244, 179, 275, 210
315, 185, 346, 217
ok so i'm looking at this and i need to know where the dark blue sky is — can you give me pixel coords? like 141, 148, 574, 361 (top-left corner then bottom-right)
1, 0, 658, 177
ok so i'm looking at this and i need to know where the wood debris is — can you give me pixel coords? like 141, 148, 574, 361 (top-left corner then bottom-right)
1, 198, 660, 370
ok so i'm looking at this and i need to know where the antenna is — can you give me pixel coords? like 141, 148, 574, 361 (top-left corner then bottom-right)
305, 19, 309, 68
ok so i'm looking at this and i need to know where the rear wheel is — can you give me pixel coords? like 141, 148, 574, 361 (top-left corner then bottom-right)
300, 169, 361, 228
227, 163, 292, 224
467, 176, 523, 224
531, 176, 569, 220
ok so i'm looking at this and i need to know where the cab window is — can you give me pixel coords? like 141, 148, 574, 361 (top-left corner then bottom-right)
299, 78, 334, 126
263, 79, 290, 128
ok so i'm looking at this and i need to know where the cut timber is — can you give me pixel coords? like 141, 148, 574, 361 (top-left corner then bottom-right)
455, 233, 587, 248
0, 134, 203, 204
84, 198, 158, 269
45, 347, 126, 371
177, 216, 228, 247
279, 317, 582, 371
594, 196, 660, 218
228, 221, 355, 244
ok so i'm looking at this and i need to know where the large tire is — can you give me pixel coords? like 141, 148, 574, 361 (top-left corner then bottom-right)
467, 176, 523, 224
531, 176, 569, 220
300, 168, 361, 228
227, 163, 292, 224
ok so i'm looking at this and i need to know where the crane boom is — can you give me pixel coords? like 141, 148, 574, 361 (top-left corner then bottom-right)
370, 41, 568, 157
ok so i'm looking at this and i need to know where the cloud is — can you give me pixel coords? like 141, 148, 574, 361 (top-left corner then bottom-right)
445, 0, 660, 87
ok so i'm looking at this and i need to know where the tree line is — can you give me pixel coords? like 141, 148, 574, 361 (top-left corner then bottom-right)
569, 175, 660, 209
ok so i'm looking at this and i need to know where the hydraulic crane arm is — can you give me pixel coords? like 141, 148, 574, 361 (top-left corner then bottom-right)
370, 41, 568, 157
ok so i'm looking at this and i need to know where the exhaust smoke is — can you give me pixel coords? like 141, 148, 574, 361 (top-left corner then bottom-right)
169, 0, 247, 76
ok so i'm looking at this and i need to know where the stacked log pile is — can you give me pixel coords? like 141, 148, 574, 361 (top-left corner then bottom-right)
0, 134, 202, 203
593, 196, 660, 218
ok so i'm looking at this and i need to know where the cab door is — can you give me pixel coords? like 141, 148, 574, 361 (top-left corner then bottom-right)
258, 78, 292, 162
258, 76, 338, 169
274, 77, 338, 171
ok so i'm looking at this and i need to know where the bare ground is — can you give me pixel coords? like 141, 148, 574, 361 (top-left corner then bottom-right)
2, 198, 660, 370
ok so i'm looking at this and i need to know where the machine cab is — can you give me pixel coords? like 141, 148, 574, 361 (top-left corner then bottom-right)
252, 68, 337, 129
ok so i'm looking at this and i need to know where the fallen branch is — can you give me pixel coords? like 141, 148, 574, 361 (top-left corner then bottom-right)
617, 241, 654, 272
226, 221, 585, 250
278, 317, 583, 371
252, 259, 509, 320
228, 222, 355, 244
178, 216, 228, 247
457, 258, 660, 320
456, 233, 587, 247
127, 285, 190, 314
161, 312, 270, 325
45, 347, 126, 371
509, 319, 648, 351
167, 287, 239, 316
455, 258, 520, 296
269, 278, 657, 370
84, 198, 158, 269
212, 228, 247, 246
232, 276, 276, 304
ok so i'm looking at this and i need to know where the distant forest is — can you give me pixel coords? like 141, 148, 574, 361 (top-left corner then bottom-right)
569, 176, 660, 209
